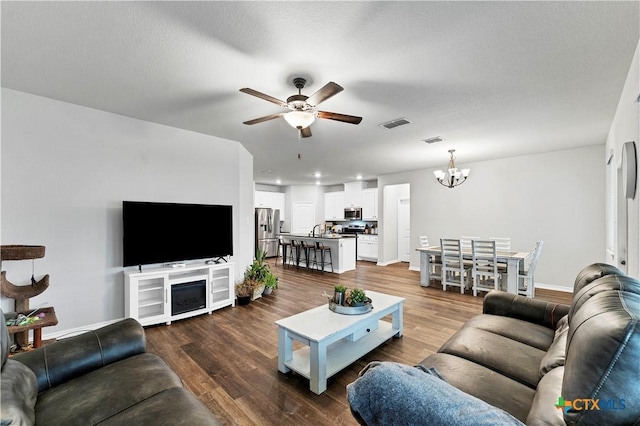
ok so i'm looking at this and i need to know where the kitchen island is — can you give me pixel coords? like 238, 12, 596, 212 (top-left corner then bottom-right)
281, 234, 356, 273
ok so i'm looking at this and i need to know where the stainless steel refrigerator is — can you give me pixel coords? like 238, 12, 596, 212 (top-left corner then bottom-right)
255, 208, 280, 258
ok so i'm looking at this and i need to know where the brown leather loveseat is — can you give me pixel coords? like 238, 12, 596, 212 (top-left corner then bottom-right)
1, 314, 220, 425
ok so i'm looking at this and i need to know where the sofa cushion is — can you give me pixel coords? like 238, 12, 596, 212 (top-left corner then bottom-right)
464, 314, 555, 351
1, 359, 38, 426
33, 353, 184, 425
97, 387, 221, 426
572, 262, 623, 295
568, 274, 640, 320
420, 353, 536, 423
526, 366, 565, 426
346, 361, 524, 426
438, 326, 546, 388
539, 315, 568, 378
15, 318, 146, 392
563, 289, 640, 425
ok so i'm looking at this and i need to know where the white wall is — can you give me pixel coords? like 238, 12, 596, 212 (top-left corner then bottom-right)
606, 40, 640, 277
0, 89, 254, 334
378, 145, 605, 290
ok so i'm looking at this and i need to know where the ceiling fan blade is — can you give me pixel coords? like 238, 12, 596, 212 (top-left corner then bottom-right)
306, 82, 344, 106
300, 126, 312, 138
317, 111, 363, 125
239, 88, 287, 108
243, 112, 285, 125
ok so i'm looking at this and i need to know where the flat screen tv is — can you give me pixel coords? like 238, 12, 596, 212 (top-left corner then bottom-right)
123, 201, 233, 267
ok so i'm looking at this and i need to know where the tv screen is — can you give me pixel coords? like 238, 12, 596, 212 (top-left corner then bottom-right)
123, 201, 233, 267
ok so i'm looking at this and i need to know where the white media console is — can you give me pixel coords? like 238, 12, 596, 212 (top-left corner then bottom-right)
124, 262, 235, 326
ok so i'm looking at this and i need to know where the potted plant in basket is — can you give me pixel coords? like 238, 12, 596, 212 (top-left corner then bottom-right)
245, 248, 269, 299
346, 288, 367, 307
263, 271, 278, 295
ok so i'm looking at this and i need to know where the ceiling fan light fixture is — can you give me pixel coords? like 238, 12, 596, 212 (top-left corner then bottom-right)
284, 110, 316, 129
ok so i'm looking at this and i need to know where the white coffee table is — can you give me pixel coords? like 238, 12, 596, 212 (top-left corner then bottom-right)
275, 290, 404, 394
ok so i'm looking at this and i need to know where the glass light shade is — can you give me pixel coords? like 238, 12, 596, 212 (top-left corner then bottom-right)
284, 111, 316, 129
434, 170, 446, 179
461, 168, 470, 177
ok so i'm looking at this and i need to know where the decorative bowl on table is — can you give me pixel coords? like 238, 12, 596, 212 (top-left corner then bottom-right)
329, 297, 373, 315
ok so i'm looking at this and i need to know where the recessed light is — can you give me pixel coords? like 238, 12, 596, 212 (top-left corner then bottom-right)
356, 174, 363, 180
314, 172, 322, 178
276, 179, 282, 185
316, 180, 321, 185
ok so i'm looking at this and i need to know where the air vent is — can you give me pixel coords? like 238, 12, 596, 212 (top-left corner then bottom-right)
257, 169, 274, 174
379, 117, 411, 130
423, 136, 444, 144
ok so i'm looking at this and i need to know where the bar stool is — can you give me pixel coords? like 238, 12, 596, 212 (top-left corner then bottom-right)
300, 240, 316, 269
314, 241, 333, 273
276, 237, 291, 266
287, 240, 301, 268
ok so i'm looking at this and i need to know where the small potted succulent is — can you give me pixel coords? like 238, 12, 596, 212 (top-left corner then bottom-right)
346, 288, 367, 307
263, 271, 278, 295
334, 284, 347, 305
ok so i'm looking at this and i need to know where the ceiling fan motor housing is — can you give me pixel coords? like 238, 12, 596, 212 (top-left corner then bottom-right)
287, 94, 311, 111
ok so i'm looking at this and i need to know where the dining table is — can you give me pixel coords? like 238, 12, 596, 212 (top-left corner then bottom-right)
416, 246, 531, 295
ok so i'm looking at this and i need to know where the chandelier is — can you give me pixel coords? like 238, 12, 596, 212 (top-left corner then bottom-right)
433, 149, 470, 188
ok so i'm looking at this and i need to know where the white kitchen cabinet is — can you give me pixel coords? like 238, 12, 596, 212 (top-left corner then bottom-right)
125, 262, 234, 326
344, 182, 366, 208
255, 190, 286, 220
357, 235, 378, 261
324, 191, 345, 220
362, 188, 379, 220
272, 192, 286, 221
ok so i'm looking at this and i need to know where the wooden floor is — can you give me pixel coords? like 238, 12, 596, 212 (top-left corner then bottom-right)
145, 260, 572, 425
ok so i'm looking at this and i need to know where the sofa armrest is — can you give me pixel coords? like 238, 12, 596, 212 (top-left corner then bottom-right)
482, 291, 570, 329
13, 318, 146, 392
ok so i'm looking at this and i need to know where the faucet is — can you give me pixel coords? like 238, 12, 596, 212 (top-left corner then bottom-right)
311, 224, 321, 237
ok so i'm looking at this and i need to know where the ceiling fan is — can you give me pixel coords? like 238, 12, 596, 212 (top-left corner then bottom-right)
240, 77, 362, 138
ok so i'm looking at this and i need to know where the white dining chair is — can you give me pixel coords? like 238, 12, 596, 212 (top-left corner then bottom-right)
471, 240, 501, 296
420, 236, 441, 282
489, 237, 511, 252
460, 236, 479, 251
440, 239, 470, 294
518, 241, 544, 298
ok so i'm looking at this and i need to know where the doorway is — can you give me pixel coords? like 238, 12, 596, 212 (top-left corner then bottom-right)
397, 198, 411, 262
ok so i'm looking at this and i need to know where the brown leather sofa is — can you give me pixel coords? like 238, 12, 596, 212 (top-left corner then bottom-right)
1, 314, 220, 425
349, 263, 640, 425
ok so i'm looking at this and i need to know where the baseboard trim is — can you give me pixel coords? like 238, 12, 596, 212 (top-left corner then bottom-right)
42, 318, 125, 341
408, 265, 420, 272
376, 259, 400, 266
535, 283, 573, 293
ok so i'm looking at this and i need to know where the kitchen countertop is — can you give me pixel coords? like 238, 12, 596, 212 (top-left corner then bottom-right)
283, 233, 357, 240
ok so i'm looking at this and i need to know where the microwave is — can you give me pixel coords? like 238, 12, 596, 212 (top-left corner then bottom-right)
344, 207, 362, 220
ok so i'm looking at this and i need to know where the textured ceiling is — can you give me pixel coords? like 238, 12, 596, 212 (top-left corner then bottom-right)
2, 1, 639, 185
